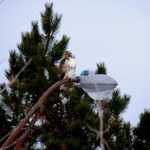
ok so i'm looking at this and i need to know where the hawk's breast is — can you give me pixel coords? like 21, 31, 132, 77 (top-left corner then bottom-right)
65, 58, 76, 69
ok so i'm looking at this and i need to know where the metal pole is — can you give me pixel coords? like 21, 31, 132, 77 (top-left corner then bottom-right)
0, 77, 79, 150
14, 112, 40, 150
97, 100, 104, 150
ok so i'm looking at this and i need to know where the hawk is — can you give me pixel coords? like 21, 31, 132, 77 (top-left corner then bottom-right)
59, 51, 76, 89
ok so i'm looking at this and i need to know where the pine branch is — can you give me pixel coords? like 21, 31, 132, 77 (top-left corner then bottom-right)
103, 139, 112, 150
0, 58, 32, 94
44, 34, 53, 55
86, 124, 99, 135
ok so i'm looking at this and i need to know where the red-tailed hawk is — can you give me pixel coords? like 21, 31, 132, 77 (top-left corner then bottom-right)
59, 51, 76, 89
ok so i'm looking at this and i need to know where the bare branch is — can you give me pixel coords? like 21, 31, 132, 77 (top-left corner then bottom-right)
0, 58, 32, 94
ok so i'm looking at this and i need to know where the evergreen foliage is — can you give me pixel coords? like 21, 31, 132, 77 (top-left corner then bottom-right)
131, 109, 150, 149
0, 3, 149, 150
96, 62, 107, 74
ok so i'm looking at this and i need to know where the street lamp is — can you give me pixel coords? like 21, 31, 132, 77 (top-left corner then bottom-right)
1, 73, 117, 150
78, 73, 118, 150
79, 74, 117, 100
0, 78, 80, 150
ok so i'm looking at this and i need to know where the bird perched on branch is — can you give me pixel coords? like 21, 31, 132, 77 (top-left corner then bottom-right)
59, 51, 76, 90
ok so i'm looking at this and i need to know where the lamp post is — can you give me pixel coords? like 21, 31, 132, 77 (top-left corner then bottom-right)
78, 74, 118, 150
1, 74, 117, 150
0, 77, 80, 150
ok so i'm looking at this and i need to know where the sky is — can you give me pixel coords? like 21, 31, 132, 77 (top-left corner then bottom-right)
0, 0, 150, 126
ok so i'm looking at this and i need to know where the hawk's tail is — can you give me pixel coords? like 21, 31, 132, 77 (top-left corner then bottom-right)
59, 73, 65, 80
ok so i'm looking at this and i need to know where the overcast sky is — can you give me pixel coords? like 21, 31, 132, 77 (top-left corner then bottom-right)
0, 0, 150, 126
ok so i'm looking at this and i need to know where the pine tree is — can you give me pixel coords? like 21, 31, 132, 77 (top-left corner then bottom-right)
0, 105, 11, 145
0, 3, 98, 149
0, 3, 135, 150
103, 90, 133, 150
131, 109, 150, 150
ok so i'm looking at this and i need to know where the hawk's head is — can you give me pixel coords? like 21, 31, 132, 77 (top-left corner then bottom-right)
65, 51, 73, 58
